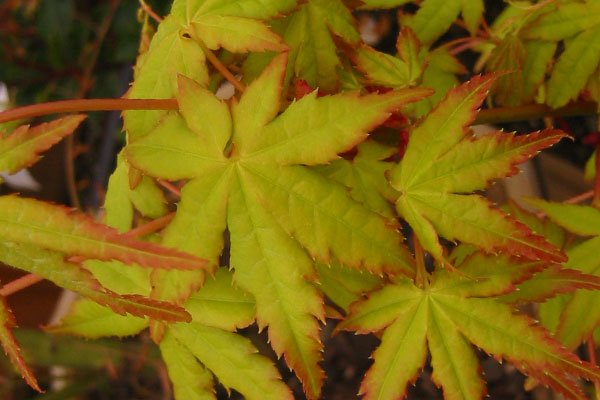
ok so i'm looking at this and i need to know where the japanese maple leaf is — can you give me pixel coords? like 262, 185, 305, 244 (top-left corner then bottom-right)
126, 53, 429, 398
51, 263, 294, 400
401, 0, 485, 45
520, 1, 600, 108
315, 139, 399, 220
0, 294, 40, 392
350, 27, 425, 90
242, 0, 361, 92
0, 115, 86, 177
389, 74, 567, 264
346, 28, 465, 117
125, 0, 293, 139
523, 199, 600, 351
337, 252, 600, 400
49, 164, 291, 400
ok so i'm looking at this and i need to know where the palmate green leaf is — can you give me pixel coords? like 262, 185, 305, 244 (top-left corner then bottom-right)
171, 322, 293, 400
103, 154, 168, 233
521, 2, 600, 42
0, 195, 207, 272
191, 15, 288, 53
125, 0, 295, 140
0, 241, 190, 323
0, 295, 40, 392
273, 0, 361, 92
315, 140, 398, 220
522, 199, 600, 351
503, 199, 566, 249
183, 268, 254, 331
524, 198, 600, 237
401, 0, 483, 45
160, 331, 216, 400
486, 35, 526, 107
350, 27, 425, 90
171, 0, 293, 53
315, 261, 384, 312
47, 299, 148, 339
499, 265, 600, 305
127, 53, 427, 398
338, 255, 600, 400
412, 47, 464, 117
521, 40, 557, 103
0, 115, 85, 174
390, 75, 566, 263
124, 15, 208, 140
508, 1, 600, 108
546, 25, 600, 108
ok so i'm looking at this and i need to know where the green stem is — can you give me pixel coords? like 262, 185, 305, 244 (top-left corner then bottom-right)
474, 101, 597, 125
0, 98, 178, 124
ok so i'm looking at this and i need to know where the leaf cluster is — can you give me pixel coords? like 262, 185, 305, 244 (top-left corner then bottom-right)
0, 1, 600, 399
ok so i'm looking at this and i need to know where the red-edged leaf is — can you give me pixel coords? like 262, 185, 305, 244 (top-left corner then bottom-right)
0, 195, 207, 271
390, 75, 566, 263
0, 241, 190, 322
499, 265, 600, 304
0, 115, 86, 174
0, 295, 41, 392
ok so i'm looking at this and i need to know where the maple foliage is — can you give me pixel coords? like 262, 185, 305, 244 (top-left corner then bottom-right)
390, 75, 568, 265
337, 252, 600, 400
1, 0, 600, 399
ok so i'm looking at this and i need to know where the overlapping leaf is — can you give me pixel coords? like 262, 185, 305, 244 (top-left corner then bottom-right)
0, 294, 40, 392
389, 75, 567, 263
0, 241, 189, 322
338, 253, 600, 400
479, 1, 600, 107
0, 195, 206, 271
0, 115, 85, 175
401, 0, 484, 45
103, 154, 168, 233
350, 27, 425, 90
126, 53, 427, 397
524, 199, 600, 350
346, 30, 464, 117
125, 0, 294, 139
246, 0, 361, 92
315, 140, 398, 220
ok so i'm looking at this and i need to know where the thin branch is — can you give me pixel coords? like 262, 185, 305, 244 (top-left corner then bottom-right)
157, 180, 182, 197
139, 0, 163, 23
0, 274, 44, 296
195, 37, 246, 93
474, 101, 597, 125
125, 212, 176, 239
0, 98, 178, 123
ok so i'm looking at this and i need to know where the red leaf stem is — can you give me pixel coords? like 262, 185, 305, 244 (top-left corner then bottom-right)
124, 212, 176, 239
0, 274, 44, 296
0, 98, 178, 124
139, 0, 163, 23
